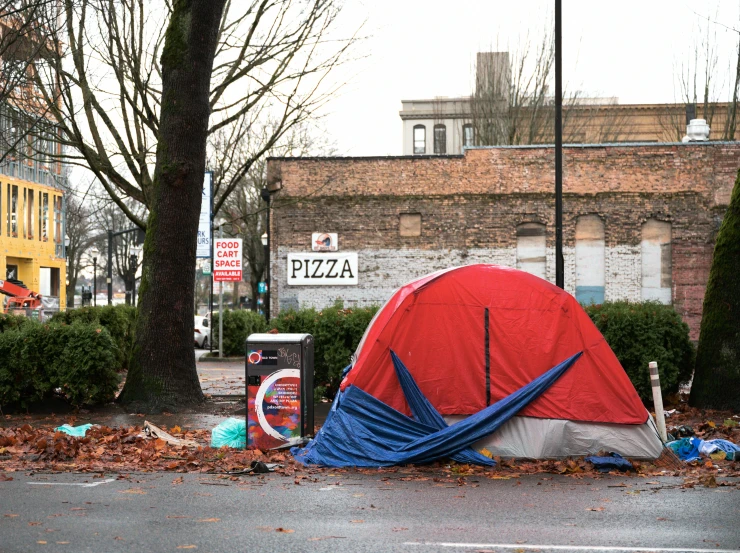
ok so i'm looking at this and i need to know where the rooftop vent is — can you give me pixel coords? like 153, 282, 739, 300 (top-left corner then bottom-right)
682, 119, 710, 142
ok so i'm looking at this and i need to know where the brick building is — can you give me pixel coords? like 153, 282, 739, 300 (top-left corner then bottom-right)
266, 142, 740, 339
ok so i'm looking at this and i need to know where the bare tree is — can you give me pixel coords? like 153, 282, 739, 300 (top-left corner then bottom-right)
469, 27, 631, 146
64, 192, 95, 307
219, 122, 335, 308
18, 0, 356, 410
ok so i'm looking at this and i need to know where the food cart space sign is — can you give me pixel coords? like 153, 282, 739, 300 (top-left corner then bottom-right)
214, 238, 242, 282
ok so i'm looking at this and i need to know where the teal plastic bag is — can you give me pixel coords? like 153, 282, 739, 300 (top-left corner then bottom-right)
210, 418, 246, 449
56, 424, 94, 437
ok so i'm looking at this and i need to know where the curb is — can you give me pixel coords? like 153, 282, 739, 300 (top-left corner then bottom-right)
197, 354, 244, 363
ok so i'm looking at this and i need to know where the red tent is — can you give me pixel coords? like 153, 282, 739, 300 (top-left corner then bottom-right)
342, 265, 653, 442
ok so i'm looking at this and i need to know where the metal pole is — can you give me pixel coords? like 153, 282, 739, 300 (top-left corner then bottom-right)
92, 257, 97, 307
649, 361, 668, 442
265, 195, 271, 322
218, 224, 223, 359
107, 230, 113, 304
554, 0, 564, 289
130, 254, 137, 306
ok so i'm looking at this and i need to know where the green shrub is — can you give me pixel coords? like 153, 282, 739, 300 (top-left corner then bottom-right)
271, 302, 378, 395
584, 301, 695, 403
0, 321, 119, 410
212, 310, 268, 356
0, 312, 31, 333
52, 305, 136, 370
51, 323, 119, 406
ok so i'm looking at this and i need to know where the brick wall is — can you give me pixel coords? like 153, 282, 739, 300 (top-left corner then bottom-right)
267, 143, 739, 339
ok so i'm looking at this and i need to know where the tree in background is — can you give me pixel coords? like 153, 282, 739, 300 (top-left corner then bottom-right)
660, 12, 740, 141
20, 0, 355, 410
63, 192, 95, 307
468, 23, 630, 146
219, 122, 335, 308
690, 168, 740, 411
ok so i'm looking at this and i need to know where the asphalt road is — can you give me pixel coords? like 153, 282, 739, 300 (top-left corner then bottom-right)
1, 472, 738, 553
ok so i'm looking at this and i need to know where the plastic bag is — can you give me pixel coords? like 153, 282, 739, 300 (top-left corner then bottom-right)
210, 418, 246, 449
55, 424, 94, 437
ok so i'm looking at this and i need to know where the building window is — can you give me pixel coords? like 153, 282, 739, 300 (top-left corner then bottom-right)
463, 124, 474, 148
575, 215, 605, 305
10, 185, 18, 238
516, 222, 546, 280
54, 195, 62, 246
41, 192, 48, 242
433, 124, 446, 155
399, 213, 422, 237
26, 188, 34, 240
413, 125, 426, 155
641, 219, 672, 304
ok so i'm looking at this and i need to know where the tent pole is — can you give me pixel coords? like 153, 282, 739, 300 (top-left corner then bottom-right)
555, 0, 564, 289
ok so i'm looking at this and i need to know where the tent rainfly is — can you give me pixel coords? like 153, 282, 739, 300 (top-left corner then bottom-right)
293, 264, 663, 467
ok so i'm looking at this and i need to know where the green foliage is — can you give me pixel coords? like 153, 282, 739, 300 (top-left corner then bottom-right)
51, 305, 136, 371
212, 310, 268, 357
0, 321, 119, 410
271, 302, 379, 395
691, 168, 740, 410
584, 301, 695, 403
0, 312, 31, 333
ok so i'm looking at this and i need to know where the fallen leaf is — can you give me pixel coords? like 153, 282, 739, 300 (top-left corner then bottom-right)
392, 527, 408, 532
28, 521, 42, 526
0, 474, 13, 482
586, 507, 605, 512
275, 528, 295, 533
170, 426, 182, 434
37, 541, 47, 545
177, 546, 197, 549
56, 542, 69, 545
172, 477, 184, 485
119, 488, 146, 495
350, 520, 364, 523
4, 514, 19, 518
197, 518, 220, 523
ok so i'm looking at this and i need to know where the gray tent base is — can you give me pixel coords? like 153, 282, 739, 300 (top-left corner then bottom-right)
443, 412, 664, 460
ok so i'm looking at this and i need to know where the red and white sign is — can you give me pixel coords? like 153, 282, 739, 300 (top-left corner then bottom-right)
213, 238, 243, 282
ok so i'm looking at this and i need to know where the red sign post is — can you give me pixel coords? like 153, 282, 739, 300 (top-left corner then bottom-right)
213, 238, 243, 282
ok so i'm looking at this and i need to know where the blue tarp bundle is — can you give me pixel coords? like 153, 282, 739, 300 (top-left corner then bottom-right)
292, 350, 582, 467
585, 452, 634, 472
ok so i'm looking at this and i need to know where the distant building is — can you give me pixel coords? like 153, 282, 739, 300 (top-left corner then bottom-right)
400, 52, 740, 155
0, 13, 68, 312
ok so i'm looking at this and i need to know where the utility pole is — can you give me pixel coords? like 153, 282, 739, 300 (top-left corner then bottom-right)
554, 0, 564, 289
107, 230, 113, 304
218, 223, 223, 359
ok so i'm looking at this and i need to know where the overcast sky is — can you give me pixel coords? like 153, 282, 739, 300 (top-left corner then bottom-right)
321, 0, 740, 156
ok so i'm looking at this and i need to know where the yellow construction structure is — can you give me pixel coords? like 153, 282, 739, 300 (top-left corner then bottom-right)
0, 172, 66, 312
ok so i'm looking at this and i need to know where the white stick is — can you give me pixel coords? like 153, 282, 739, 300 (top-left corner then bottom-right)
649, 361, 668, 442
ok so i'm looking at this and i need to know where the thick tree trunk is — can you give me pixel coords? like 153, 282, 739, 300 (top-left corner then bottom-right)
118, 0, 227, 411
689, 168, 740, 410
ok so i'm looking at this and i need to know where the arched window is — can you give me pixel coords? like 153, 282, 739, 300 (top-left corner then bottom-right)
575, 215, 605, 304
516, 223, 546, 280
641, 219, 672, 304
463, 124, 474, 148
413, 125, 426, 155
433, 124, 446, 154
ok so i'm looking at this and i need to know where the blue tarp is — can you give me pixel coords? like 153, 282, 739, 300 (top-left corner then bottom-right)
292, 350, 582, 467
585, 452, 634, 472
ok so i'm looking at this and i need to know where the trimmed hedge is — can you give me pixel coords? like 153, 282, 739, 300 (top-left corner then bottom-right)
584, 301, 695, 403
0, 321, 119, 409
270, 303, 378, 396
0, 312, 31, 333
212, 310, 268, 357
51, 305, 136, 371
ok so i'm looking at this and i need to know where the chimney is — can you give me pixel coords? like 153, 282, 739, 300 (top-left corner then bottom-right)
476, 52, 511, 102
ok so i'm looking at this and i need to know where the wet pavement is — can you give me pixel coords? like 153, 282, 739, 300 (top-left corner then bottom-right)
195, 351, 245, 397
1, 472, 738, 553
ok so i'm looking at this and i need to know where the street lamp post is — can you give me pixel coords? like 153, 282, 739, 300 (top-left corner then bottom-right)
90, 246, 99, 307
260, 188, 271, 322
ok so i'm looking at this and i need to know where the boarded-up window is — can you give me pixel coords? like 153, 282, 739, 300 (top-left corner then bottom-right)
399, 213, 422, 237
641, 219, 672, 304
575, 215, 605, 304
516, 223, 546, 280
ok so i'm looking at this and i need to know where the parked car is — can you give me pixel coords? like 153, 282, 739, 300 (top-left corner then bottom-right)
194, 316, 211, 348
